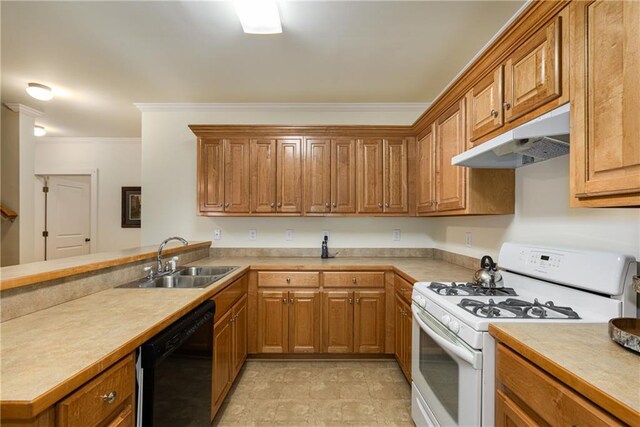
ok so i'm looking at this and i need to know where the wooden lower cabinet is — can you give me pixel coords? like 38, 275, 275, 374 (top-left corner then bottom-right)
394, 294, 412, 381
322, 289, 385, 354
495, 343, 624, 426
257, 289, 321, 353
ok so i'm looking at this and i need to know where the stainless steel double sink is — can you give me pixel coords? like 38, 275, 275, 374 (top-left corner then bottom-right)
117, 266, 239, 289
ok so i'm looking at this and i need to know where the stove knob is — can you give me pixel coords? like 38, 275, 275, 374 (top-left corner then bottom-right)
414, 295, 427, 308
448, 320, 460, 334
441, 314, 451, 325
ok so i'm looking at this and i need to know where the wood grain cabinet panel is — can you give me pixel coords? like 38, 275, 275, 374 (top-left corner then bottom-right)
277, 139, 303, 213
322, 290, 354, 353
331, 139, 357, 213
224, 139, 250, 212
416, 125, 436, 214
323, 272, 385, 288
435, 99, 467, 212
212, 309, 233, 415
257, 272, 320, 288
570, 0, 640, 206
467, 66, 504, 143
251, 139, 277, 213
198, 138, 225, 212
504, 16, 562, 123
357, 139, 385, 213
257, 290, 289, 353
232, 295, 248, 376
56, 355, 135, 427
305, 139, 331, 213
384, 139, 409, 213
288, 290, 321, 353
353, 290, 385, 353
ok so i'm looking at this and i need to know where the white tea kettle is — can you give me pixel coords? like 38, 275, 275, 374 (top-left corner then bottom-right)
473, 255, 504, 288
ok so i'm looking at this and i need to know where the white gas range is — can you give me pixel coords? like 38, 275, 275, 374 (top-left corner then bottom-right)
410, 242, 637, 427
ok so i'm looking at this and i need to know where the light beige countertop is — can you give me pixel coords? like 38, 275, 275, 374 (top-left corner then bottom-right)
0, 255, 471, 419
490, 323, 640, 425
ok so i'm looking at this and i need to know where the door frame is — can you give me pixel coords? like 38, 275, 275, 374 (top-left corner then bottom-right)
34, 168, 98, 258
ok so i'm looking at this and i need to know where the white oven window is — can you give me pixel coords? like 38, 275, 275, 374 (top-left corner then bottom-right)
419, 327, 459, 423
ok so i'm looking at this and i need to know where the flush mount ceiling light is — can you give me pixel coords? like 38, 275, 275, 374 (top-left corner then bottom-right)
34, 125, 47, 137
26, 83, 54, 101
234, 0, 282, 34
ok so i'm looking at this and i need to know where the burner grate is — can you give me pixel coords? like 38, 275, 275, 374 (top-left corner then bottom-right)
428, 282, 518, 297
458, 298, 581, 319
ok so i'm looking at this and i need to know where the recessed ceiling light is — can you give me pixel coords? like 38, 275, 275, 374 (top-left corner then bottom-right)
26, 83, 54, 101
234, 0, 282, 35
34, 125, 47, 137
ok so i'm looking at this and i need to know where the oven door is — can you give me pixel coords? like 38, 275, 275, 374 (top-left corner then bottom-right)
411, 304, 482, 427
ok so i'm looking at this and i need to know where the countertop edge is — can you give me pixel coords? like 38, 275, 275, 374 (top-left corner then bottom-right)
0, 242, 212, 291
488, 324, 640, 426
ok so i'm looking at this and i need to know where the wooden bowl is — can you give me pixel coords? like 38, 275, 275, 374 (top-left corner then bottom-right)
608, 318, 640, 354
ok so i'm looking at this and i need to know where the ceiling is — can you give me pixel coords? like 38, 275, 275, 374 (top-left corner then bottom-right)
1, 1, 524, 137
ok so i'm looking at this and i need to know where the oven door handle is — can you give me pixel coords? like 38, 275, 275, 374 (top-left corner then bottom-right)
412, 305, 481, 369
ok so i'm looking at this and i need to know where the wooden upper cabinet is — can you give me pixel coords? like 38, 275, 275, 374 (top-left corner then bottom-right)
224, 139, 250, 213
504, 16, 562, 122
358, 139, 384, 213
322, 290, 354, 353
353, 290, 385, 353
304, 138, 356, 214
305, 139, 331, 214
251, 139, 277, 213
288, 290, 321, 353
467, 66, 504, 142
277, 139, 303, 213
331, 139, 357, 213
384, 139, 408, 213
198, 138, 224, 212
416, 125, 436, 214
570, 0, 640, 207
436, 100, 467, 212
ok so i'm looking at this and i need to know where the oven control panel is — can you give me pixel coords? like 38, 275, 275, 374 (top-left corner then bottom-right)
527, 251, 563, 270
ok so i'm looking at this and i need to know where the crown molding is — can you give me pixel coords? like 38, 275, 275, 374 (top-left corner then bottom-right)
4, 103, 44, 118
38, 137, 141, 145
134, 102, 430, 113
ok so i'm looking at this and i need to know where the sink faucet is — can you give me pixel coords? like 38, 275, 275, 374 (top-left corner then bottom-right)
156, 236, 188, 273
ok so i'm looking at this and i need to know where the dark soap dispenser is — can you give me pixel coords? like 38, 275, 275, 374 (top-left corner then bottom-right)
321, 235, 329, 259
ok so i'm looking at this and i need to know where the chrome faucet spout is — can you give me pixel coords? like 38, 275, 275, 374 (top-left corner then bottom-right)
157, 236, 189, 272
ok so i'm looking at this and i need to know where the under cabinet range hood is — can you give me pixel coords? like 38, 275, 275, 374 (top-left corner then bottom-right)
452, 104, 570, 168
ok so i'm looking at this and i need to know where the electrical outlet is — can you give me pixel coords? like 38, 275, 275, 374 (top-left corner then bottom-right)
392, 229, 401, 241
465, 232, 472, 248
322, 230, 330, 239
285, 229, 294, 241
248, 229, 257, 241
213, 229, 221, 241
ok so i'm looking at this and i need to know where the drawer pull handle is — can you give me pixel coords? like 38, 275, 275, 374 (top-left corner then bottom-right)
355, 298, 360, 304
286, 277, 291, 283
101, 391, 117, 404
352, 277, 357, 283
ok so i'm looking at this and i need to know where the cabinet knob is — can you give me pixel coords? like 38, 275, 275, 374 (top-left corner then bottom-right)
282, 298, 287, 304
378, 203, 383, 208
332, 203, 336, 208
218, 203, 223, 207
503, 102, 511, 110
352, 277, 357, 283
271, 202, 275, 208
348, 298, 353, 304
100, 391, 117, 404
385, 203, 389, 208
286, 277, 291, 283
355, 298, 361, 304
289, 298, 294, 303
225, 203, 230, 208
277, 202, 282, 207
325, 202, 330, 208
490, 109, 498, 118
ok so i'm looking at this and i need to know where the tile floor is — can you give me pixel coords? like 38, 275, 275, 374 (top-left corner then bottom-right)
213, 360, 413, 427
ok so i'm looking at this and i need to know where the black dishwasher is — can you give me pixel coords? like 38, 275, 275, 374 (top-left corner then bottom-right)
138, 300, 215, 427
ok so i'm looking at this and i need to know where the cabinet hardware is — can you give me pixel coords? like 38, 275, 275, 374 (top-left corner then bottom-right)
355, 298, 361, 304
282, 298, 287, 303
378, 203, 383, 208
332, 203, 336, 208
490, 109, 498, 118
348, 298, 353, 304
277, 202, 282, 207
325, 202, 330, 208
100, 391, 117, 404
225, 203, 230, 208
352, 277, 357, 283
503, 102, 511, 110
286, 277, 291, 283
271, 202, 275, 208
289, 298, 294, 303
385, 203, 389, 208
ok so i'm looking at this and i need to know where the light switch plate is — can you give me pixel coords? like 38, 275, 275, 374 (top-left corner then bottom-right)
213, 229, 221, 240
392, 229, 401, 241
465, 232, 472, 248
249, 229, 257, 241
285, 229, 294, 241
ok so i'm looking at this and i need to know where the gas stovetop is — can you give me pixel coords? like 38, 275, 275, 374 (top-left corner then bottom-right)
458, 297, 581, 319
428, 281, 518, 297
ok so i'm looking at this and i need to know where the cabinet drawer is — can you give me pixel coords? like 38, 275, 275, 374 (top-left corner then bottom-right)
496, 344, 622, 426
214, 275, 248, 321
258, 272, 320, 288
57, 354, 135, 427
323, 272, 385, 288
394, 275, 413, 302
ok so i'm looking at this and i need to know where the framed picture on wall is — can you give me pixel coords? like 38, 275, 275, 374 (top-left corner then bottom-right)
121, 186, 141, 228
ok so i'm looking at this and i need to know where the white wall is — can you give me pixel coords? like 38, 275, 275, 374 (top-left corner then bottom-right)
34, 138, 141, 253
140, 105, 433, 248
431, 156, 640, 259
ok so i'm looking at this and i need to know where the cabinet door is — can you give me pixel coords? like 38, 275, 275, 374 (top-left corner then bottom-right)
331, 139, 357, 213
504, 17, 562, 122
305, 139, 331, 214
288, 290, 321, 353
357, 139, 384, 213
322, 291, 354, 353
394, 295, 405, 367
232, 295, 248, 376
495, 389, 539, 427
257, 290, 288, 353
468, 66, 504, 142
353, 290, 385, 353
384, 138, 408, 213
402, 300, 412, 379
212, 309, 233, 414
571, 0, 640, 205
277, 139, 303, 213
436, 100, 467, 212
198, 138, 224, 212
251, 139, 277, 213
416, 125, 436, 214
224, 139, 250, 213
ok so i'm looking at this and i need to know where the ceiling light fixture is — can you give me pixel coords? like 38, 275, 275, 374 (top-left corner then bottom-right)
34, 125, 47, 137
26, 83, 54, 101
234, 0, 282, 34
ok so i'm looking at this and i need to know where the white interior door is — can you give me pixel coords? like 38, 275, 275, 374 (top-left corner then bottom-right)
47, 176, 91, 259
